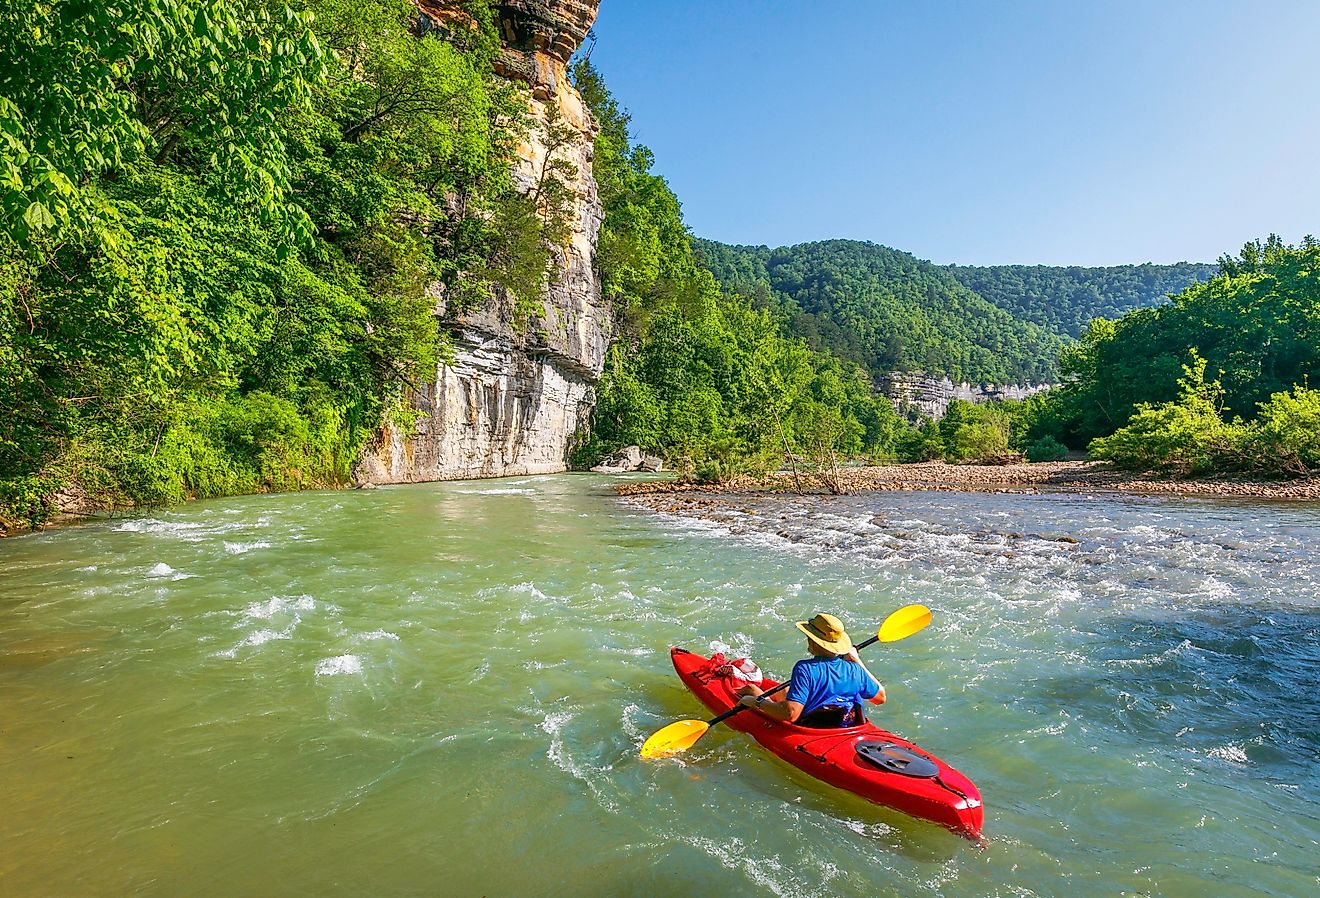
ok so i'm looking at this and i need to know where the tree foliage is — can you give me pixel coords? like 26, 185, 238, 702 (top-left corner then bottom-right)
1036, 237, 1320, 448
1, 0, 326, 246
1, 0, 570, 529
1087, 353, 1320, 477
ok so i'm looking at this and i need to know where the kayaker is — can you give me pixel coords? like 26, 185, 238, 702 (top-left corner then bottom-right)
734, 613, 885, 728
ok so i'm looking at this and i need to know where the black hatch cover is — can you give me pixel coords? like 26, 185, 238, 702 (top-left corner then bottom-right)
855, 741, 939, 778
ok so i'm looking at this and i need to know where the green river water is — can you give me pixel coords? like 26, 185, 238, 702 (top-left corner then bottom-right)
2, 475, 1318, 897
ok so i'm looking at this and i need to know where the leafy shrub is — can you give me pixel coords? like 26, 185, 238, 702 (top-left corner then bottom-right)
895, 420, 944, 462
945, 422, 1011, 462
1025, 435, 1068, 462
0, 473, 62, 532
1250, 386, 1320, 474
1088, 355, 1248, 474
692, 441, 777, 484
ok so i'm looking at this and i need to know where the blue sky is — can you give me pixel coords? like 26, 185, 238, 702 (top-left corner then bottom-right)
586, 1, 1320, 266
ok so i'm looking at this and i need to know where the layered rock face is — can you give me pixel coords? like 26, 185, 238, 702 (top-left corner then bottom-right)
356, 0, 607, 484
879, 373, 1054, 420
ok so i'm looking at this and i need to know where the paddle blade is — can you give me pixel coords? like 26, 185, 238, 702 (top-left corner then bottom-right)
641, 719, 710, 759
878, 603, 932, 642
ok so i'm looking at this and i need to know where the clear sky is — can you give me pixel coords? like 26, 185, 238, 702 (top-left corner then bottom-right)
586, 1, 1320, 266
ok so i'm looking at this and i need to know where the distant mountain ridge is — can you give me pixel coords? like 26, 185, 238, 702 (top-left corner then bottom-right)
696, 238, 1213, 384
946, 262, 1216, 338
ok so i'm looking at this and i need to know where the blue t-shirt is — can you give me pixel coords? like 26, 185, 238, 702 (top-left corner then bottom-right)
785, 656, 879, 714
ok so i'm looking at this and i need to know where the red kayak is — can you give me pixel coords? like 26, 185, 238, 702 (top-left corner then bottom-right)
671, 647, 984, 839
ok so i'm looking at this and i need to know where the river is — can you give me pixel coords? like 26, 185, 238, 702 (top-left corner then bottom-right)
1, 476, 1317, 897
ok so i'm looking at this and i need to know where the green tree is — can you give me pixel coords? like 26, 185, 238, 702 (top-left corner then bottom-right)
1088, 353, 1247, 474
1042, 237, 1320, 447
1, 0, 326, 246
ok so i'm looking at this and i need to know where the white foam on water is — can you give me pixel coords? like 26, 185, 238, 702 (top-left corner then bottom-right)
356, 629, 400, 642
315, 654, 363, 677
836, 817, 895, 841
223, 540, 271, 555
1024, 720, 1069, 737
539, 709, 619, 813
146, 562, 175, 577
244, 628, 288, 648
242, 594, 315, 620
601, 645, 649, 657
1107, 639, 1195, 669
117, 519, 203, 534
708, 633, 757, 660
1207, 743, 1249, 764
214, 626, 296, 658
455, 487, 536, 495
114, 518, 255, 541
678, 835, 816, 898
485, 580, 552, 613
214, 595, 318, 658
619, 702, 647, 743
1195, 575, 1236, 600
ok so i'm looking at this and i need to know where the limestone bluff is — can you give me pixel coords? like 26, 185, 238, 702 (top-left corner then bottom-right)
355, 0, 608, 484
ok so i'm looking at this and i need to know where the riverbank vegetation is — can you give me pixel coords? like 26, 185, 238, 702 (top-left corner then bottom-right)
1, 0, 567, 529
1031, 238, 1320, 476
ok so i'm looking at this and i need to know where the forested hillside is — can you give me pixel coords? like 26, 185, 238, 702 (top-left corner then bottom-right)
698, 239, 1063, 384
946, 262, 1215, 337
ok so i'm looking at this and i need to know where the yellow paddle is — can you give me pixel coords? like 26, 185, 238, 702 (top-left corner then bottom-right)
640, 604, 933, 759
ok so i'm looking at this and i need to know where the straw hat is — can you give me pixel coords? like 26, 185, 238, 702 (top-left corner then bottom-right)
796, 612, 853, 654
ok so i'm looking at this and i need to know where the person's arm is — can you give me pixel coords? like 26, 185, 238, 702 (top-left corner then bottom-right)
843, 647, 886, 705
735, 663, 808, 722
737, 690, 804, 722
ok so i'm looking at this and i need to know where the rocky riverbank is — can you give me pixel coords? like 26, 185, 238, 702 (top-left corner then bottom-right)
615, 460, 1320, 502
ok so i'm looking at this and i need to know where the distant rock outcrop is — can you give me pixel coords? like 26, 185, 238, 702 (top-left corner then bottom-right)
592, 446, 663, 474
879, 372, 1053, 420
355, 0, 608, 485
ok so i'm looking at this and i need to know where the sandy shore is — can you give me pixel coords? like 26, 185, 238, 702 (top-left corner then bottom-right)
615, 460, 1320, 502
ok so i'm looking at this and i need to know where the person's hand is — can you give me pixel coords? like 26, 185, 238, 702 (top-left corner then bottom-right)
738, 694, 761, 708
734, 684, 763, 697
